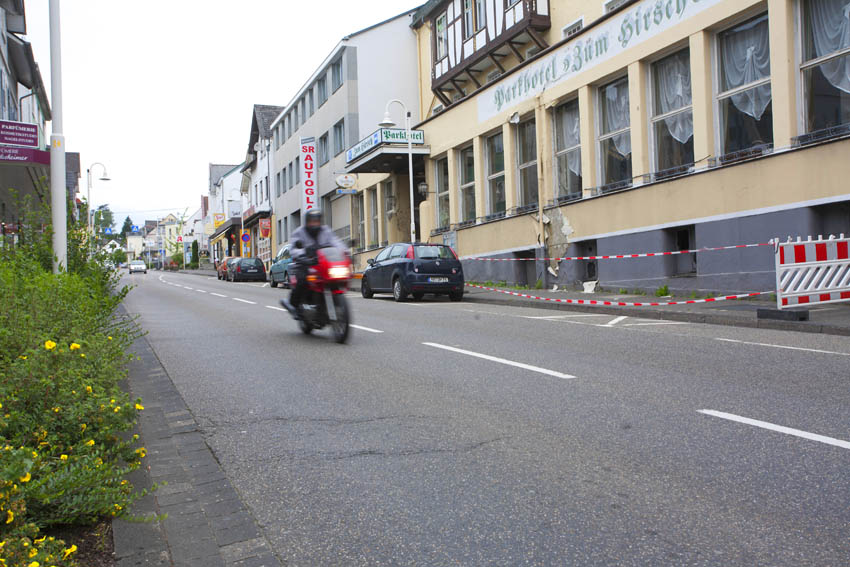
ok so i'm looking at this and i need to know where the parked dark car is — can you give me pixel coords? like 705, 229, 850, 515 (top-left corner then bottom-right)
229, 257, 267, 282
361, 243, 463, 302
268, 245, 293, 288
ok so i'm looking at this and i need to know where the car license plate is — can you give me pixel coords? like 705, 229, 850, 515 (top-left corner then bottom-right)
429, 277, 448, 283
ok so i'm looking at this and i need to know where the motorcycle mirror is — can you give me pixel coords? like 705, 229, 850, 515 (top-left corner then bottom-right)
294, 240, 303, 248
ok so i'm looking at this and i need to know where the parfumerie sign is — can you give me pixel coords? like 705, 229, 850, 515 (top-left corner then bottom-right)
346, 128, 425, 163
301, 137, 317, 214
478, 0, 722, 122
0, 119, 38, 147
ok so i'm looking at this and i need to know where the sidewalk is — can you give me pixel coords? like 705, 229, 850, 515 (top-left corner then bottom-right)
459, 284, 850, 336
113, 334, 280, 566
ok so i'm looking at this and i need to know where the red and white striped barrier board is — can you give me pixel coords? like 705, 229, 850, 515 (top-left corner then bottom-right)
466, 242, 773, 262
775, 234, 850, 309
465, 283, 771, 307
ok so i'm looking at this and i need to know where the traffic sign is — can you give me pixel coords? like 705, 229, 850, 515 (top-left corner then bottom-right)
131, 225, 139, 232
241, 233, 250, 243
336, 189, 358, 195
103, 227, 113, 235
336, 174, 357, 188
177, 236, 183, 242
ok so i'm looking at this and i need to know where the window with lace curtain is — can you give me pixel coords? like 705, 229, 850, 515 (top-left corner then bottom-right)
554, 99, 582, 200
651, 49, 694, 176
459, 147, 476, 222
435, 157, 450, 229
717, 14, 773, 156
516, 119, 538, 207
598, 77, 632, 188
801, 0, 850, 134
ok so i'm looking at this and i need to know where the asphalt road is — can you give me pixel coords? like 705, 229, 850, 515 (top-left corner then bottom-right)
121, 270, 850, 566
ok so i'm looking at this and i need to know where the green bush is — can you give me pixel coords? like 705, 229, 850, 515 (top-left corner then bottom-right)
0, 197, 148, 559
655, 285, 670, 297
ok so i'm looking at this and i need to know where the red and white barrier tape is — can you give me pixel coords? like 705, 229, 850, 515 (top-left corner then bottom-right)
465, 283, 772, 307
466, 242, 773, 262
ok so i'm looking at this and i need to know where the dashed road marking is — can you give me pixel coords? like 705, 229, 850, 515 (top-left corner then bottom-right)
716, 338, 849, 356
233, 298, 256, 305
601, 316, 628, 327
210, 293, 227, 298
265, 305, 286, 312
351, 324, 384, 333
699, 410, 850, 450
196, 290, 206, 294
423, 342, 575, 380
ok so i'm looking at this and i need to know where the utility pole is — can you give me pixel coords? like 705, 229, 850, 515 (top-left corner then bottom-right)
49, 0, 66, 273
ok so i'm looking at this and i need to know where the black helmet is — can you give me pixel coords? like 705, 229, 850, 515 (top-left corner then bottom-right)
304, 208, 323, 224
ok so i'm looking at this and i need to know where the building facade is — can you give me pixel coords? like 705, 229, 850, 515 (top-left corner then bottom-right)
271, 9, 422, 271
208, 163, 243, 262
410, 0, 850, 293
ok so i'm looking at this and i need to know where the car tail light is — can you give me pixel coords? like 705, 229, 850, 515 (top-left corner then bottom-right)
406, 246, 414, 259
237, 264, 241, 273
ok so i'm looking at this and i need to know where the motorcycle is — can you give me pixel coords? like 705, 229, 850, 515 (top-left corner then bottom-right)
288, 244, 353, 343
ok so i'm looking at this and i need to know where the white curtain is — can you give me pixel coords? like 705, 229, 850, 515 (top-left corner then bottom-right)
557, 102, 581, 175
721, 15, 772, 120
655, 51, 694, 144
604, 80, 631, 156
809, 0, 850, 94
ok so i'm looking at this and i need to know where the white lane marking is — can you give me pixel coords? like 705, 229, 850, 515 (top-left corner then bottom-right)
602, 315, 628, 327
262, 283, 269, 288
423, 342, 575, 380
623, 321, 688, 327
523, 314, 607, 319
699, 410, 850, 450
183, 286, 194, 290
265, 305, 286, 312
351, 324, 384, 333
210, 293, 227, 298
716, 338, 850, 356
195, 290, 206, 294
233, 298, 256, 305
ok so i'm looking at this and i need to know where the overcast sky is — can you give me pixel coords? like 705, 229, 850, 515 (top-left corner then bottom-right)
24, 1, 423, 227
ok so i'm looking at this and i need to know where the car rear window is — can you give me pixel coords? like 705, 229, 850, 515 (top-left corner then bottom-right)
414, 245, 456, 260
244, 258, 263, 267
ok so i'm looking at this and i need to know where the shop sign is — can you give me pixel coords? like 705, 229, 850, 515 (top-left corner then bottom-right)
478, 0, 723, 122
259, 218, 271, 238
0, 120, 38, 147
336, 174, 357, 188
213, 213, 226, 228
0, 145, 50, 165
301, 137, 317, 214
345, 128, 425, 163
243, 205, 256, 219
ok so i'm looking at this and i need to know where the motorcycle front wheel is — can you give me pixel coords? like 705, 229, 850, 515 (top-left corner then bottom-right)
331, 293, 350, 344
299, 318, 312, 335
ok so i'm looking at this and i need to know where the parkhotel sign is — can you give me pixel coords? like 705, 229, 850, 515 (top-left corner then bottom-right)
477, 0, 722, 122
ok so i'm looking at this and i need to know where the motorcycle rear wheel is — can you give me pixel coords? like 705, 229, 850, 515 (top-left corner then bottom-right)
299, 318, 312, 334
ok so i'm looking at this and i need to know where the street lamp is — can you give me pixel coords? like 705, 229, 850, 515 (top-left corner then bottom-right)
378, 100, 416, 242
86, 162, 110, 245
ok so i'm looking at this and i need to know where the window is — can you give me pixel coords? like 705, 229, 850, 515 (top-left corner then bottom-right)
281, 167, 287, 192
331, 58, 343, 92
464, 0, 485, 38
555, 99, 582, 200
277, 219, 282, 245
288, 162, 294, 189
506, 0, 521, 7
293, 108, 299, 132
265, 176, 270, 201
475, 0, 486, 30
300, 99, 306, 124
436, 13, 448, 60
318, 77, 328, 106
517, 119, 538, 208
487, 70, 502, 83
381, 180, 391, 241
275, 172, 281, 198
285, 115, 291, 139
319, 133, 330, 165
651, 49, 694, 176
717, 14, 773, 157
274, 127, 279, 150
604, 0, 628, 13
459, 147, 476, 222
307, 89, 314, 116
801, 0, 850, 135
562, 18, 584, 39
435, 157, 450, 229
598, 76, 632, 188
368, 186, 378, 245
352, 192, 365, 249
333, 120, 345, 155
295, 157, 300, 184
486, 132, 506, 216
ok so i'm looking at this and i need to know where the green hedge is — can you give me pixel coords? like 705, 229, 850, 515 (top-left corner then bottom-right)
1, 200, 148, 565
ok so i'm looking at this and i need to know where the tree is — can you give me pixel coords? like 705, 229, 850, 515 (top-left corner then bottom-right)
92, 205, 115, 246
120, 216, 133, 245
191, 240, 199, 266
111, 247, 127, 266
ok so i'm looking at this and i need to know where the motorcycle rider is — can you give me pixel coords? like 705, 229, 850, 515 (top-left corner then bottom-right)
280, 208, 346, 320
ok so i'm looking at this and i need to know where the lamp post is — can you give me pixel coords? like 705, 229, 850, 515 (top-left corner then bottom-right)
86, 162, 110, 247
378, 100, 416, 242
49, 0, 66, 273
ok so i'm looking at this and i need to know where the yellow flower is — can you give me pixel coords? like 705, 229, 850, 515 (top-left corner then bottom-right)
135, 403, 145, 411
69, 343, 81, 350
120, 479, 128, 486
85, 439, 95, 446
80, 353, 86, 358
6, 509, 13, 523
114, 406, 121, 413
28, 562, 39, 567
18, 355, 26, 360
53, 407, 60, 413
29, 547, 38, 557
95, 457, 103, 466
34, 536, 46, 543
135, 447, 147, 458
31, 451, 38, 458
60, 454, 68, 461
110, 399, 115, 404
108, 336, 113, 340
0, 402, 2, 409
44, 340, 56, 350
114, 504, 122, 511
80, 423, 87, 431
20, 472, 31, 482
86, 386, 92, 394
62, 545, 77, 559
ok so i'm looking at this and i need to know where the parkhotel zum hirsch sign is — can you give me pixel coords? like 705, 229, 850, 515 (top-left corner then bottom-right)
300, 137, 317, 214
477, 0, 723, 122
346, 128, 425, 164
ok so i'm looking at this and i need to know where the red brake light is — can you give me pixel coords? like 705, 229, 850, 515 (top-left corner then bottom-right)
237, 264, 241, 273
406, 246, 414, 259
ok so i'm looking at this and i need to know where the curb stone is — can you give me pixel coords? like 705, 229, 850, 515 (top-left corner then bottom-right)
113, 333, 281, 567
